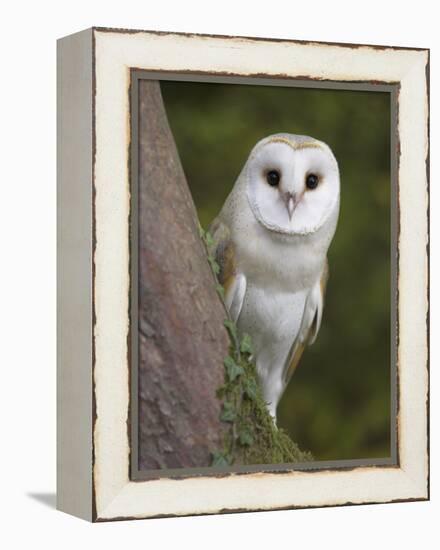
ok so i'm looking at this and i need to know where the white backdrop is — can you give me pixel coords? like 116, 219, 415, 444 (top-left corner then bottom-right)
0, 1, 437, 548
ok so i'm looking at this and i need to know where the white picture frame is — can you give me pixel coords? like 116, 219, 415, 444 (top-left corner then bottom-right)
57, 27, 429, 522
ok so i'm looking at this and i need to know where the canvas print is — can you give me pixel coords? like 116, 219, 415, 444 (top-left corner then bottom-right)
132, 77, 392, 474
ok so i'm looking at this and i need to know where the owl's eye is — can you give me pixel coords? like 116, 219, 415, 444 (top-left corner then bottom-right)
266, 170, 280, 187
305, 173, 319, 190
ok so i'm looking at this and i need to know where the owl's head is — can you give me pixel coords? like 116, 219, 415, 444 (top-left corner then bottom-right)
245, 133, 340, 236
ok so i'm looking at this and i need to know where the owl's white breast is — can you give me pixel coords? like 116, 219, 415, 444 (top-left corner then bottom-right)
237, 284, 307, 363
235, 218, 326, 292
237, 283, 308, 414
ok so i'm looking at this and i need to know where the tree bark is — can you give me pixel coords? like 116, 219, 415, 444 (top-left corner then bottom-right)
137, 80, 229, 470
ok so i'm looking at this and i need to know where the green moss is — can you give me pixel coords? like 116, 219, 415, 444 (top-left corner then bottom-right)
200, 226, 312, 466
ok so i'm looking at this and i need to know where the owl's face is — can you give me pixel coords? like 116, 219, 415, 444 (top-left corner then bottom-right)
246, 134, 340, 236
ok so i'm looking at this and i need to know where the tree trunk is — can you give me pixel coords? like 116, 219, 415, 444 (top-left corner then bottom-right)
137, 80, 229, 470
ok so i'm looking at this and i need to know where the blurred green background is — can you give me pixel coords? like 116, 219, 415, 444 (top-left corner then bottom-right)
161, 80, 391, 461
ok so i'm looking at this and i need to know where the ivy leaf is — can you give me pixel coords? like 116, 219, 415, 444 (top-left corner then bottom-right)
240, 333, 253, 355
243, 378, 258, 401
211, 451, 230, 467
239, 429, 254, 447
216, 284, 225, 298
224, 319, 238, 341
208, 256, 220, 274
220, 401, 236, 422
205, 231, 214, 248
224, 356, 244, 382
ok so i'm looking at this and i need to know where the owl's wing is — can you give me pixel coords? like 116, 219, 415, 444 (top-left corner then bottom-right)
283, 259, 329, 385
208, 217, 247, 323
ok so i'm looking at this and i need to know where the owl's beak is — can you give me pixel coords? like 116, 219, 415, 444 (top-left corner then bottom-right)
285, 193, 296, 220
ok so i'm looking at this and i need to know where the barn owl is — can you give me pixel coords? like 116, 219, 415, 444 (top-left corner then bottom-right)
209, 133, 340, 420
